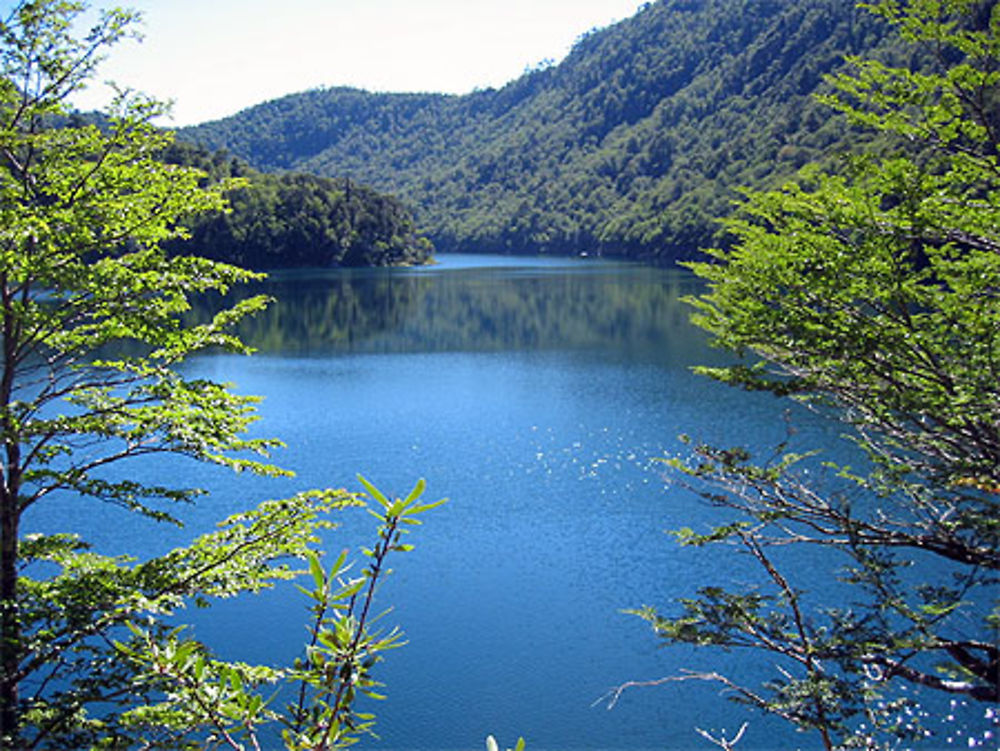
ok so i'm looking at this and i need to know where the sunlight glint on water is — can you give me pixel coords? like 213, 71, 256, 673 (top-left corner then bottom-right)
27, 254, 840, 750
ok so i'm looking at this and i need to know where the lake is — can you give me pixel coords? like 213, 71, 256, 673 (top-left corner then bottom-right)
22, 254, 925, 750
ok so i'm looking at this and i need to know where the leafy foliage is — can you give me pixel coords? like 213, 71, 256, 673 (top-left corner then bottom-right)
116, 478, 444, 751
180, 0, 898, 261
0, 2, 437, 748
485, 735, 526, 751
627, 1, 1000, 748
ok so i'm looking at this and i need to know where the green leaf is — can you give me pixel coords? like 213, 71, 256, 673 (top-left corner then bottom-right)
308, 551, 325, 592
357, 474, 390, 508
404, 477, 426, 504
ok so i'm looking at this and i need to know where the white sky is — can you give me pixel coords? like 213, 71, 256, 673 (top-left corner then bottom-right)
47, 0, 645, 126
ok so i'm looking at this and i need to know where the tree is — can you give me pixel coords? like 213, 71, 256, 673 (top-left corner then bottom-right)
629, 1, 999, 748
0, 2, 438, 749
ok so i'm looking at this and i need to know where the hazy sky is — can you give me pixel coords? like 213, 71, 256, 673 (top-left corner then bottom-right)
46, 0, 645, 126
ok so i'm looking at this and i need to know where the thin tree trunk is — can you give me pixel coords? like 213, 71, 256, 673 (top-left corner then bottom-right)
0, 493, 18, 751
0, 275, 22, 750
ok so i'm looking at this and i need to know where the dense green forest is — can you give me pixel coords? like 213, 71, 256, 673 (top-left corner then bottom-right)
160, 142, 432, 269
179, 0, 901, 262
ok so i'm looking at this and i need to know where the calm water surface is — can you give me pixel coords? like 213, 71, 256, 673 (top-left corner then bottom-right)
27, 254, 858, 750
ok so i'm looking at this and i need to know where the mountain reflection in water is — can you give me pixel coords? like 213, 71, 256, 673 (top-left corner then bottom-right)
198, 255, 708, 362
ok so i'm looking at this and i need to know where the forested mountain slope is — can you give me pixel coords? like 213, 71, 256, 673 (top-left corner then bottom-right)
180, 0, 895, 262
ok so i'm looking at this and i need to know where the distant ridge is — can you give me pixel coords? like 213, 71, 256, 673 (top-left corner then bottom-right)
179, 0, 893, 263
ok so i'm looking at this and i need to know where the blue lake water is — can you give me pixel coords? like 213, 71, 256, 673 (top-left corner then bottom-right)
24, 254, 982, 750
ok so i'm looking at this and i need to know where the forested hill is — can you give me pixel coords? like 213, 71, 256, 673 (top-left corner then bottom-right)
160, 142, 432, 269
179, 0, 894, 262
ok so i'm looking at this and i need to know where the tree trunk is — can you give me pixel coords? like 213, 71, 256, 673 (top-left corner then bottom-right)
0, 276, 21, 750
0, 494, 17, 751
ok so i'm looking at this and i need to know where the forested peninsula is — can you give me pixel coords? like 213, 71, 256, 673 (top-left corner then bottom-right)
178, 0, 900, 262
160, 142, 433, 269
